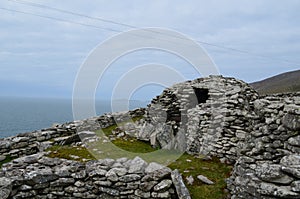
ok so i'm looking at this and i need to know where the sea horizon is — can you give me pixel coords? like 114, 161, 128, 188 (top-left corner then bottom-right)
0, 96, 149, 138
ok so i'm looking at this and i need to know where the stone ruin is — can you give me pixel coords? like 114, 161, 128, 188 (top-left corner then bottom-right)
0, 75, 299, 198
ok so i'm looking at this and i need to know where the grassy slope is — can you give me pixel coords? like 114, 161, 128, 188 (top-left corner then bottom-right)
250, 69, 300, 95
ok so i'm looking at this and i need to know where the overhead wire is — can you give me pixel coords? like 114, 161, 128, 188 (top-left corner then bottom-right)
2, 0, 300, 66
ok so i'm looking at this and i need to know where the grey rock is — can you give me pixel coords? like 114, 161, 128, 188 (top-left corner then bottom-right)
259, 182, 299, 198
128, 156, 147, 173
98, 193, 117, 199
119, 174, 141, 182
25, 168, 58, 184
0, 155, 6, 162
71, 170, 86, 179
142, 167, 171, 181
94, 181, 112, 187
151, 191, 171, 198
186, 175, 194, 185
134, 189, 150, 198
105, 170, 119, 182
99, 187, 120, 196
156, 124, 174, 149
50, 178, 75, 187
288, 136, 300, 146
197, 175, 214, 185
255, 163, 294, 185
0, 177, 12, 199
145, 162, 165, 173
139, 181, 157, 192
13, 152, 44, 164
280, 155, 300, 166
282, 113, 300, 131
291, 181, 300, 192
171, 169, 191, 199
281, 166, 300, 179
109, 167, 127, 176
153, 179, 173, 192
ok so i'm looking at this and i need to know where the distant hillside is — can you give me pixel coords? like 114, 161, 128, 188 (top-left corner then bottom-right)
250, 69, 300, 95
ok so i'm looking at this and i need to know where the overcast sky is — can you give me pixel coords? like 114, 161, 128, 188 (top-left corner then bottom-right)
0, 0, 299, 100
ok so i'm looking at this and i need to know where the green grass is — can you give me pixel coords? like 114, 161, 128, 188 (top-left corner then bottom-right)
169, 154, 232, 199
47, 146, 95, 162
0, 155, 13, 168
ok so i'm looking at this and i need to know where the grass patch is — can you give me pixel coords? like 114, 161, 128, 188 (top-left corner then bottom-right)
0, 155, 13, 168
112, 138, 156, 153
169, 154, 232, 199
47, 146, 95, 162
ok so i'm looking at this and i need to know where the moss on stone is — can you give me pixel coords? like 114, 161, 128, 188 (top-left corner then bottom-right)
0, 155, 13, 168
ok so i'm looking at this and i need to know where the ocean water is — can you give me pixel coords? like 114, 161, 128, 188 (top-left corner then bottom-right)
0, 97, 148, 138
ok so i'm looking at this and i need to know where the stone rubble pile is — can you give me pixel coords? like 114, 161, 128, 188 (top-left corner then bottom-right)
0, 153, 190, 199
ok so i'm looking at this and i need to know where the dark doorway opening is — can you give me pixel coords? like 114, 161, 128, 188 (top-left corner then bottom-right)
193, 88, 209, 104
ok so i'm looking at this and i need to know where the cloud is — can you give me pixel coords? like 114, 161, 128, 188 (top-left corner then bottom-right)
0, 0, 299, 98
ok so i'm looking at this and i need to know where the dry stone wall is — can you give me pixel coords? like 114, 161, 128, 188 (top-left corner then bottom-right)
0, 109, 145, 160
0, 153, 190, 199
227, 93, 300, 199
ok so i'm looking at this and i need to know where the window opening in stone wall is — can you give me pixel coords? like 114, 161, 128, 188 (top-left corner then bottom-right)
193, 88, 209, 104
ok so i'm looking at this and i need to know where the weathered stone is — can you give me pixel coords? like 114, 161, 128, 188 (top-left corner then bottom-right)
291, 181, 300, 192
109, 167, 127, 176
280, 155, 300, 166
255, 163, 294, 184
105, 170, 119, 182
94, 180, 112, 187
71, 170, 86, 179
0, 155, 6, 162
282, 113, 300, 130
50, 178, 75, 187
288, 136, 300, 146
139, 181, 157, 192
197, 175, 214, 185
134, 189, 150, 198
99, 186, 120, 196
145, 162, 166, 173
259, 182, 299, 198
0, 177, 12, 199
281, 166, 300, 179
119, 174, 141, 182
171, 170, 191, 199
25, 168, 58, 184
153, 179, 173, 192
128, 156, 147, 173
186, 175, 194, 185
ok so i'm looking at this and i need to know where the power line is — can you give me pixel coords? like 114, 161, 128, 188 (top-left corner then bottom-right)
3, 0, 300, 66
0, 7, 121, 33
8, 0, 136, 29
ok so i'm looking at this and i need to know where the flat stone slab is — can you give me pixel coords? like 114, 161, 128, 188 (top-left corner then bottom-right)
0, 155, 6, 162
197, 175, 214, 185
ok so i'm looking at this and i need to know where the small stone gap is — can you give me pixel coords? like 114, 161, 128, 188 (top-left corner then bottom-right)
193, 88, 209, 104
